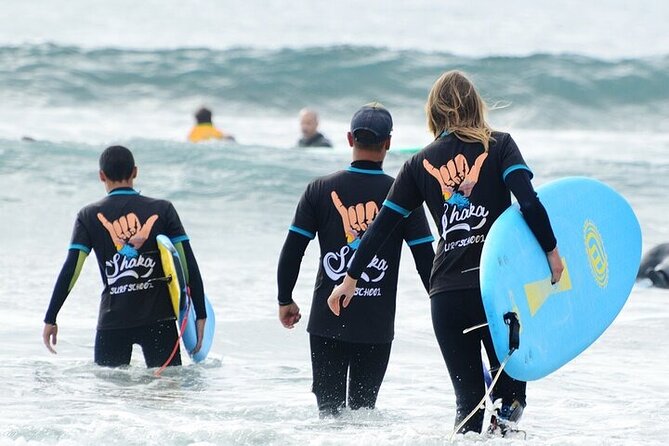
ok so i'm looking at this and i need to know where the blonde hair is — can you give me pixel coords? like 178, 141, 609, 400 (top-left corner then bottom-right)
426, 70, 494, 151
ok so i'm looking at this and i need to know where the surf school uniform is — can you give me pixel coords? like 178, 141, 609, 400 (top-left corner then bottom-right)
346, 132, 557, 432
44, 187, 206, 367
277, 160, 434, 414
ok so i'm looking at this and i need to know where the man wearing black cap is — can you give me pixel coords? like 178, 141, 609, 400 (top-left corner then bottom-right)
276, 103, 435, 416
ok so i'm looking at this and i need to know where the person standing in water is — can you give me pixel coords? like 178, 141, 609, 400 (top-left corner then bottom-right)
42, 145, 207, 368
297, 108, 332, 148
326, 72, 563, 435
278, 104, 434, 416
188, 107, 235, 143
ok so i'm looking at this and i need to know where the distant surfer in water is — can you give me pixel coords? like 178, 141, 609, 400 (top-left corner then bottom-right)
637, 243, 669, 288
297, 108, 332, 148
325, 71, 563, 436
42, 145, 208, 368
188, 107, 235, 143
277, 103, 434, 416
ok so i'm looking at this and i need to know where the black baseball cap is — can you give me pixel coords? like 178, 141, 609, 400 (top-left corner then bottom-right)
350, 102, 393, 144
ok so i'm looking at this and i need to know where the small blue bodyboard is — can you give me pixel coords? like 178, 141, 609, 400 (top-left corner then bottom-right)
157, 235, 215, 363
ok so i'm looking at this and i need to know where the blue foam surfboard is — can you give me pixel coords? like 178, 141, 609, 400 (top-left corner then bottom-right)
157, 235, 215, 363
480, 177, 641, 381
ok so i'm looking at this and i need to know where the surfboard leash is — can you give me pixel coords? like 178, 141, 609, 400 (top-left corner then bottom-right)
154, 293, 192, 377
448, 312, 521, 442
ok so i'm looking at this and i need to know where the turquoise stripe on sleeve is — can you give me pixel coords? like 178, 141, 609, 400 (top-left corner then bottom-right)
407, 235, 435, 247
69, 244, 91, 254
382, 200, 411, 217
171, 235, 190, 244
502, 164, 533, 181
289, 225, 316, 239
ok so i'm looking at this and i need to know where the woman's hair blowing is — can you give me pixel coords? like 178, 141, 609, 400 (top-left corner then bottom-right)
426, 70, 494, 150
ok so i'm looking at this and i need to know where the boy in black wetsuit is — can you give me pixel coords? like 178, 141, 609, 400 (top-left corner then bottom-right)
42, 145, 207, 368
277, 104, 435, 416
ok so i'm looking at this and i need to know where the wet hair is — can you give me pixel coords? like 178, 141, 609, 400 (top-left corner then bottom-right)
426, 70, 494, 150
195, 107, 213, 124
352, 129, 387, 152
99, 145, 135, 181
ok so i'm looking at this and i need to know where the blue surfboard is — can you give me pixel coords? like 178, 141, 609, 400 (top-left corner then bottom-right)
479, 177, 641, 381
157, 235, 215, 363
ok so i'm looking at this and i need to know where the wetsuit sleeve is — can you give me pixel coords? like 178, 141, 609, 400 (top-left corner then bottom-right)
346, 159, 427, 281
276, 231, 311, 305
165, 203, 206, 319
165, 203, 188, 244
174, 240, 207, 319
409, 243, 435, 293
44, 217, 91, 324
505, 169, 557, 252
384, 158, 425, 217
289, 183, 318, 241
44, 249, 89, 324
402, 206, 435, 293
347, 207, 404, 280
277, 183, 318, 304
499, 134, 533, 182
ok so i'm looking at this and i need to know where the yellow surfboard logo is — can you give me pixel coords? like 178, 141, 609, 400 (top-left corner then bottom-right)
524, 257, 572, 316
583, 220, 608, 288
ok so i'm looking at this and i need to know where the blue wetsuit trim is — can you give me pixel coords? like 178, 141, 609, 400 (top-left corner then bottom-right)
346, 166, 385, 175
502, 164, 533, 182
108, 189, 140, 196
383, 200, 411, 217
407, 235, 435, 247
69, 244, 91, 254
171, 235, 190, 244
289, 225, 316, 240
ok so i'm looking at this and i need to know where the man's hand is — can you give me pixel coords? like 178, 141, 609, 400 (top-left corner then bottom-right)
42, 323, 58, 354
279, 302, 302, 329
327, 274, 358, 316
192, 318, 206, 354
331, 191, 378, 246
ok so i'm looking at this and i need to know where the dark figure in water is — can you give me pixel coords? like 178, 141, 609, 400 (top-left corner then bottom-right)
297, 108, 332, 148
637, 243, 669, 288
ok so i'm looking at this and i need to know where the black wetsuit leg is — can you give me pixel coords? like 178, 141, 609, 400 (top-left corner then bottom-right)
135, 320, 181, 368
310, 335, 392, 414
94, 320, 181, 368
431, 289, 526, 433
95, 328, 133, 367
310, 335, 348, 415
348, 341, 392, 410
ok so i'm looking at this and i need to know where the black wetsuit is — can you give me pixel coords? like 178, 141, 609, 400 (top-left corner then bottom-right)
277, 160, 434, 415
298, 132, 333, 148
345, 132, 557, 432
638, 243, 669, 288
44, 187, 206, 367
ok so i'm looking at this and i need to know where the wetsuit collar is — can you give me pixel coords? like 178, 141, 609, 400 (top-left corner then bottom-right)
347, 160, 384, 175
440, 130, 450, 138
108, 187, 139, 196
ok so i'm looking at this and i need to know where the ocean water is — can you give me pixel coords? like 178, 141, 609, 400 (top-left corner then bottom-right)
1, 1, 668, 445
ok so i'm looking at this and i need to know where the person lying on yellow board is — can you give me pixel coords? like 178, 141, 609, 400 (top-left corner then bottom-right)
188, 107, 235, 143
